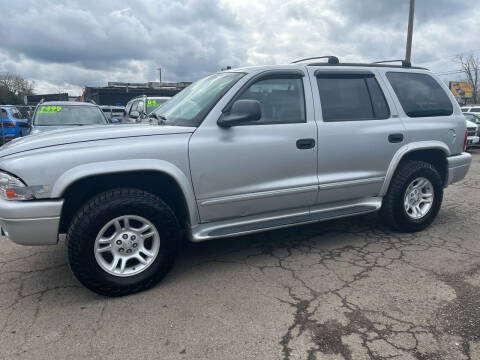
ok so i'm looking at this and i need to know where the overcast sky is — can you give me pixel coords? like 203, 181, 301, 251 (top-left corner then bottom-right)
1, 0, 479, 95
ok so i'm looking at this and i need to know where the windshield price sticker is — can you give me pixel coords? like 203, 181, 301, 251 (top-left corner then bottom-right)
38, 106, 62, 114
147, 100, 162, 107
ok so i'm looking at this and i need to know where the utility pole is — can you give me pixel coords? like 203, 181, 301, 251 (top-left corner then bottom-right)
157, 68, 162, 84
405, 0, 415, 63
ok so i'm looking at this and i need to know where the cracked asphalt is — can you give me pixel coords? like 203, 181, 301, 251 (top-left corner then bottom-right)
1, 150, 480, 360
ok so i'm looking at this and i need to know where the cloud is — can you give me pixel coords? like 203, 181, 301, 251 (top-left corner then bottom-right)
0, 0, 479, 95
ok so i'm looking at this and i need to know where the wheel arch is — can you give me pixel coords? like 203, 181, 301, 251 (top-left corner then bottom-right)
380, 141, 450, 196
54, 160, 199, 233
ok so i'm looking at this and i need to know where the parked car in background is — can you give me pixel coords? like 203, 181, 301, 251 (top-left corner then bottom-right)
0, 59, 472, 296
0, 105, 30, 144
465, 119, 479, 148
29, 102, 109, 134
100, 105, 125, 123
124, 95, 171, 122
15, 105, 36, 120
461, 105, 480, 114
463, 112, 480, 125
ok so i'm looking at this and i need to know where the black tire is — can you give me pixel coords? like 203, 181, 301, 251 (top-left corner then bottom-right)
67, 188, 180, 296
381, 160, 443, 232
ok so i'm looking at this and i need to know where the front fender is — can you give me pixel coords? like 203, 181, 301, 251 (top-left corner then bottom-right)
51, 159, 199, 225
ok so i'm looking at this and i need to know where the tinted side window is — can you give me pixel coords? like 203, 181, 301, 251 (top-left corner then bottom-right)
316, 75, 390, 121
236, 77, 306, 124
471, 107, 480, 112
386, 72, 453, 117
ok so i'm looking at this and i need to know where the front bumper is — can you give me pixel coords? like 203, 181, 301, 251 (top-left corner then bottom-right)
0, 198, 63, 245
446, 152, 472, 186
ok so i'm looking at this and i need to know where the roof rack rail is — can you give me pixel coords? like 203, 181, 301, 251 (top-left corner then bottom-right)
372, 59, 412, 68
291, 56, 339, 64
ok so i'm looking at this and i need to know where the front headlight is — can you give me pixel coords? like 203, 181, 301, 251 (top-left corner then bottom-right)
0, 172, 49, 200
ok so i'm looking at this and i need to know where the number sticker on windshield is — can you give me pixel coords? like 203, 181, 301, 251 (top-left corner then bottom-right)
147, 100, 162, 107
38, 106, 62, 114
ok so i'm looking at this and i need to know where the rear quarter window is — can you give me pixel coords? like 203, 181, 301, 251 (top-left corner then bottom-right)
386, 72, 453, 118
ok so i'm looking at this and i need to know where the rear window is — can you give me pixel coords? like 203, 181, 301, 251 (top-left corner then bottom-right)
470, 107, 480, 112
386, 72, 453, 117
316, 73, 389, 121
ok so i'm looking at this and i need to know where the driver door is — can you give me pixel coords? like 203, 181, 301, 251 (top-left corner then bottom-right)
189, 71, 319, 223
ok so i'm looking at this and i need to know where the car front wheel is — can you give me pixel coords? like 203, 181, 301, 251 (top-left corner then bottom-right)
67, 188, 180, 296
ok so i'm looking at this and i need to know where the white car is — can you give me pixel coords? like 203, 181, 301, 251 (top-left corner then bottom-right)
466, 119, 479, 147
461, 105, 480, 114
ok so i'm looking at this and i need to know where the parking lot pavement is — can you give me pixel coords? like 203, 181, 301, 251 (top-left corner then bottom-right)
0, 152, 479, 360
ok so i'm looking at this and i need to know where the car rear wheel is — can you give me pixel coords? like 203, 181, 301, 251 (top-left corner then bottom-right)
381, 160, 443, 232
67, 188, 180, 296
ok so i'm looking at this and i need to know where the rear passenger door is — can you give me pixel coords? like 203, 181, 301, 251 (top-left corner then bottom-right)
384, 71, 462, 155
308, 68, 406, 205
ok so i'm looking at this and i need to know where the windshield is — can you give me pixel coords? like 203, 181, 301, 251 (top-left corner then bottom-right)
151, 72, 245, 126
146, 99, 169, 114
34, 105, 107, 126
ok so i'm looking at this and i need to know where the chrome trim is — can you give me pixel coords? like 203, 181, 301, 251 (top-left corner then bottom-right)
199, 185, 318, 206
319, 177, 384, 190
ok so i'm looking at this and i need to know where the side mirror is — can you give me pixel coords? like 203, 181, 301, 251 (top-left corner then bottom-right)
217, 99, 262, 128
130, 110, 140, 119
110, 118, 121, 124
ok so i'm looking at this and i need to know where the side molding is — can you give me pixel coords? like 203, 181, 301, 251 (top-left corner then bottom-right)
379, 141, 450, 196
50, 159, 199, 225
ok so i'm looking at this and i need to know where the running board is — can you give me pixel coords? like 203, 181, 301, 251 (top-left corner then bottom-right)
190, 198, 382, 242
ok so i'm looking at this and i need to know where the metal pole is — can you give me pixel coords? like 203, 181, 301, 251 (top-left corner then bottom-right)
158, 68, 162, 84
405, 0, 415, 63
1, 110, 5, 146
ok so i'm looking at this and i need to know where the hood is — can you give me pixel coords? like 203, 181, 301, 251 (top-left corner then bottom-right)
0, 124, 195, 157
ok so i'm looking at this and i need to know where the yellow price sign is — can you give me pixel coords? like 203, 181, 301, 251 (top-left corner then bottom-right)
38, 106, 62, 114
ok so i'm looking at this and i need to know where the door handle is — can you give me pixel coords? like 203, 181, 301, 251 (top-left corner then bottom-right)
296, 138, 316, 149
388, 133, 404, 143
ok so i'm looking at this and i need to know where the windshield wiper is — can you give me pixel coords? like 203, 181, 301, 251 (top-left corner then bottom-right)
150, 113, 168, 125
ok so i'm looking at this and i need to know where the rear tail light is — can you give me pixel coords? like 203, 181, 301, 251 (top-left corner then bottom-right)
463, 129, 468, 152
2, 121, 16, 128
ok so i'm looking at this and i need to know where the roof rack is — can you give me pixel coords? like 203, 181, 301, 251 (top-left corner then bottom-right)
372, 59, 412, 68
291, 56, 339, 64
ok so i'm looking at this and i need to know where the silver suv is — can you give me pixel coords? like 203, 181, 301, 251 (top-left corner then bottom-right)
0, 57, 472, 296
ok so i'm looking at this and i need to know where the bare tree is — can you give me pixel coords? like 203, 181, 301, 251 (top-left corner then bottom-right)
0, 72, 35, 96
0, 72, 35, 104
455, 54, 479, 104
